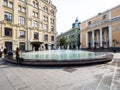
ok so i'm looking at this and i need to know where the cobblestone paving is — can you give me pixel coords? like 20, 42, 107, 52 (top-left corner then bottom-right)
0, 53, 120, 90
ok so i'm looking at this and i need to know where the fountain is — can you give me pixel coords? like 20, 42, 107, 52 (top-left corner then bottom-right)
4, 50, 113, 65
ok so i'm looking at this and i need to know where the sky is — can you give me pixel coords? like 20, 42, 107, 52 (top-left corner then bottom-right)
51, 0, 120, 35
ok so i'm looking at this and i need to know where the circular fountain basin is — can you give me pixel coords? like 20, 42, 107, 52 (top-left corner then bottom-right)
5, 50, 113, 65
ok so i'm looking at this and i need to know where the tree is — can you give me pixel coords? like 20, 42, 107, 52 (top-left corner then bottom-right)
59, 36, 67, 49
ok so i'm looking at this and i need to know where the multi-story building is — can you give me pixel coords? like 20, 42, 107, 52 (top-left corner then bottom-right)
0, 0, 57, 51
80, 5, 120, 50
57, 18, 80, 49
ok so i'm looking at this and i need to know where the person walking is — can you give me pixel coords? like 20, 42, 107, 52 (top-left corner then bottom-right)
0, 47, 3, 58
16, 47, 21, 64
3, 47, 8, 57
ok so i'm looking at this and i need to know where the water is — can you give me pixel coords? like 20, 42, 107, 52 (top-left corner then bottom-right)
21, 50, 105, 61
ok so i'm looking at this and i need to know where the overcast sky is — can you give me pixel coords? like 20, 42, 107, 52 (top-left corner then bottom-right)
52, 0, 120, 35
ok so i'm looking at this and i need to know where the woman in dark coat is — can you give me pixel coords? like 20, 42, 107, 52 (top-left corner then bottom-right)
16, 47, 21, 64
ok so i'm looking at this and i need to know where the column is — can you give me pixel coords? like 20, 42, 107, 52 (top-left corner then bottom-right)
104, 31, 106, 42
109, 25, 112, 47
96, 31, 99, 48
80, 34, 82, 49
86, 32, 88, 48
100, 28, 102, 47
92, 30, 94, 48
104, 31, 107, 48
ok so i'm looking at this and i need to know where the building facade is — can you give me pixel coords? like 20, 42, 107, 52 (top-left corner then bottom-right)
80, 5, 120, 50
57, 18, 80, 49
0, 0, 57, 51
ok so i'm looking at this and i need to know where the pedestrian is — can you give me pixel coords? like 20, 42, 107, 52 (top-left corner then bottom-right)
0, 51, 2, 58
16, 47, 21, 64
0, 47, 3, 58
0, 47, 3, 52
3, 47, 8, 57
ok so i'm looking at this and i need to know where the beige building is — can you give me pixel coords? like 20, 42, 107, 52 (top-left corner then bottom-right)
80, 5, 120, 50
0, 0, 57, 51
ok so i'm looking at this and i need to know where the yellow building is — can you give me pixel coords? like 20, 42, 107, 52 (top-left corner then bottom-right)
80, 5, 120, 50
0, 0, 57, 51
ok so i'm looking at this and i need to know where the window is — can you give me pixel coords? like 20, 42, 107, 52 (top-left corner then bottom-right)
18, 5, 26, 13
4, 12, 12, 22
51, 26, 54, 32
46, 0, 48, 2
43, 24, 48, 30
35, 13, 38, 17
33, 1, 35, 7
19, 30, 25, 38
45, 7, 48, 13
33, 11, 35, 16
19, 17, 25, 25
51, 36, 54, 41
33, 21, 38, 28
4, 28, 12, 36
34, 32, 39, 39
19, 42, 25, 51
51, 18, 54, 24
18, 5, 22, 11
35, 3, 38, 8
44, 16, 48, 22
21, 0, 26, 2
33, 1, 38, 8
4, 0, 8, 6
22, 7, 26, 13
43, 6, 48, 13
33, 12, 38, 17
88, 21, 91, 25
50, 10, 54, 15
102, 14, 106, 19
9, 2, 13, 8
44, 34, 48, 41
43, 7, 45, 11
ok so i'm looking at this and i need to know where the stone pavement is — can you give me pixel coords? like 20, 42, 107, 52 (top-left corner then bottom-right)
0, 53, 120, 90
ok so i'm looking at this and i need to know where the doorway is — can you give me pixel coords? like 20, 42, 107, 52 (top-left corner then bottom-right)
32, 44, 40, 51
5, 42, 12, 51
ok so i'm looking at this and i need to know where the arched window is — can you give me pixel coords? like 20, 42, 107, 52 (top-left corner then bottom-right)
3, 0, 8, 6
46, 7, 48, 13
43, 6, 48, 13
33, 1, 35, 6
50, 9, 54, 15
43, 7, 45, 11
33, 0, 38, 8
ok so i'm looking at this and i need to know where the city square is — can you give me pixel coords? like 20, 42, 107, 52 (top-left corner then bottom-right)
0, 0, 120, 90
0, 53, 120, 90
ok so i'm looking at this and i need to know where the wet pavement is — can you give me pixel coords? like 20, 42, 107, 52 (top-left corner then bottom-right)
0, 53, 120, 90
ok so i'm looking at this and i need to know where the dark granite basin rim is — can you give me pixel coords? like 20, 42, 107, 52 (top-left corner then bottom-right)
4, 54, 113, 65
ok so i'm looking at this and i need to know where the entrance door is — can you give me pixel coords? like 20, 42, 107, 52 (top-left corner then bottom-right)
5, 42, 12, 51
45, 44, 48, 50
32, 44, 40, 51
88, 42, 91, 49
51, 44, 54, 50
